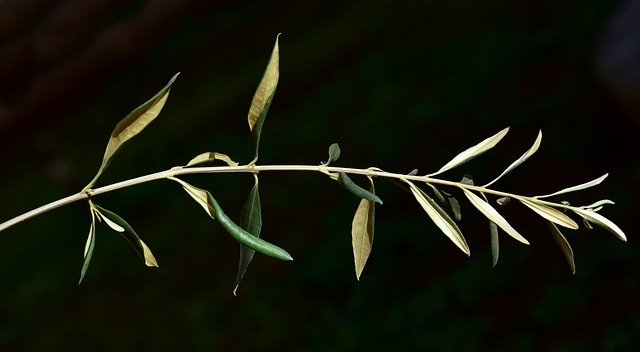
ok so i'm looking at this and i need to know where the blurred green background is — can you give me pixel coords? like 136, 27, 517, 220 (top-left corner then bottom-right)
1, 0, 638, 351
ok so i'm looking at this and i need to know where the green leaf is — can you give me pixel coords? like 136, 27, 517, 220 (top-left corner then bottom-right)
571, 207, 626, 241
83, 73, 179, 191
337, 173, 383, 204
484, 130, 542, 187
79, 206, 97, 285
461, 188, 529, 245
429, 127, 509, 177
536, 174, 608, 199
92, 203, 158, 267
248, 34, 280, 164
490, 221, 499, 268
407, 180, 470, 255
322, 143, 341, 166
352, 177, 376, 280
168, 176, 293, 261
546, 220, 576, 274
519, 198, 579, 230
186, 152, 239, 167
233, 175, 262, 295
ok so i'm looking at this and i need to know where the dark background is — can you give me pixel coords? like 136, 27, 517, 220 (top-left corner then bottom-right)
1, 0, 638, 351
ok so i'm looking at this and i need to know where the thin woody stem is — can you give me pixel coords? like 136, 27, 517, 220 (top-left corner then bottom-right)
0, 164, 546, 233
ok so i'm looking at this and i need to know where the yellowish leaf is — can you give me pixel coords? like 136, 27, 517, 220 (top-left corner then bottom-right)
461, 188, 529, 245
519, 198, 579, 229
352, 178, 376, 280
408, 181, 470, 255
484, 129, 542, 187
429, 127, 509, 177
536, 174, 608, 199
571, 207, 626, 241
546, 220, 576, 274
84, 73, 179, 191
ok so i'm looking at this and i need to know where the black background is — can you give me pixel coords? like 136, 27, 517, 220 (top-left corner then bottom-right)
0, 0, 638, 351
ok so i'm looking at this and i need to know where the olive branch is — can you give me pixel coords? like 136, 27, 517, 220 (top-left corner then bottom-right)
0, 35, 626, 294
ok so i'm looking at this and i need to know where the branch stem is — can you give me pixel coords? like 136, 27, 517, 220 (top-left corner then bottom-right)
0, 164, 527, 233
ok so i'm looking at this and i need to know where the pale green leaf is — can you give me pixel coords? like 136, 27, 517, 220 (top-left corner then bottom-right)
337, 173, 383, 204
234, 175, 262, 296
408, 181, 470, 255
83, 73, 179, 191
322, 143, 341, 166
571, 207, 626, 241
429, 127, 509, 177
581, 199, 615, 209
461, 188, 529, 245
352, 178, 376, 280
484, 130, 542, 187
248, 34, 280, 164
519, 198, 579, 229
546, 220, 576, 274
186, 152, 239, 167
490, 221, 499, 268
78, 207, 97, 285
92, 203, 158, 267
536, 174, 608, 199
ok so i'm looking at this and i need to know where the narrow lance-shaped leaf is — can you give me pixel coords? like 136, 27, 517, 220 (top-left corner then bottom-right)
490, 221, 499, 268
185, 152, 239, 167
233, 175, 262, 296
429, 127, 509, 177
248, 34, 280, 164
571, 207, 626, 241
352, 177, 376, 280
484, 130, 542, 187
322, 143, 341, 166
407, 180, 470, 255
83, 73, 180, 191
337, 173, 383, 204
461, 188, 529, 245
92, 203, 158, 267
79, 205, 97, 285
519, 198, 579, 230
167, 176, 293, 261
536, 174, 608, 199
546, 220, 576, 274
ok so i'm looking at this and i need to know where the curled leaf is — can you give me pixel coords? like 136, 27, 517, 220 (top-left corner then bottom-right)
337, 173, 383, 204
546, 221, 576, 274
461, 188, 529, 245
429, 127, 509, 177
484, 130, 542, 187
407, 180, 470, 255
83, 73, 179, 191
92, 203, 158, 267
519, 198, 579, 230
234, 175, 262, 295
186, 152, 239, 167
496, 197, 511, 206
168, 176, 293, 261
571, 207, 626, 241
352, 177, 376, 280
248, 34, 280, 164
536, 174, 608, 199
